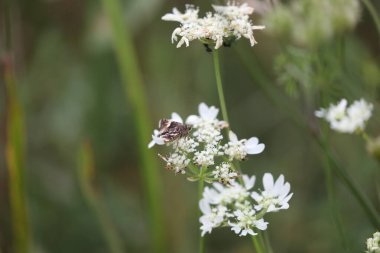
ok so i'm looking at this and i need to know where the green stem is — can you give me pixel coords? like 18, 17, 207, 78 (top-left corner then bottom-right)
212, 50, 229, 124
252, 236, 265, 253
361, 0, 380, 37
317, 137, 380, 230
263, 231, 273, 253
101, 0, 166, 252
320, 132, 349, 250
198, 167, 205, 253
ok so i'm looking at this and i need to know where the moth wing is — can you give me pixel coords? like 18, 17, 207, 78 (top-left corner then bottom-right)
159, 119, 170, 129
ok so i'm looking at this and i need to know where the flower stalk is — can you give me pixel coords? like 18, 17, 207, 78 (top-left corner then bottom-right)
252, 235, 265, 253
213, 50, 229, 124
198, 166, 205, 253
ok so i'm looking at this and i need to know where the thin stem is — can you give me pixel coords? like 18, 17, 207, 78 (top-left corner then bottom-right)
212, 50, 229, 124
317, 137, 380, 230
198, 167, 205, 253
252, 236, 265, 253
263, 231, 273, 253
320, 132, 349, 250
361, 0, 380, 37
101, 0, 166, 252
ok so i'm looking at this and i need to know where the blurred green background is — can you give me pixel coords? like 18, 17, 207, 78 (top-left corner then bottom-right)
1, 0, 380, 252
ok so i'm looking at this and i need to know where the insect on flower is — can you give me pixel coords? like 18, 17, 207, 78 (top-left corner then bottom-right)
158, 119, 192, 143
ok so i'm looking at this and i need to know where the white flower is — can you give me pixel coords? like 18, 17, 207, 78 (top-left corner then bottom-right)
224, 131, 265, 160
251, 173, 293, 212
199, 199, 226, 236
367, 232, 380, 253
229, 208, 268, 236
212, 162, 238, 184
199, 174, 282, 237
315, 98, 373, 134
163, 152, 190, 174
212, 3, 254, 17
148, 129, 165, 149
347, 99, 373, 130
162, 3, 265, 49
161, 5, 199, 23
186, 102, 220, 125
186, 103, 225, 147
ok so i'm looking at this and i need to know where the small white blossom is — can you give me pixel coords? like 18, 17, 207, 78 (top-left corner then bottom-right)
186, 102, 220, 125
224, 131, 265, 160
251, 173, 293, 212
148, 129, 165, 149
162, 3, 265, 49
161, 5, 199, 23
366, 232, 380, 253
194, 149, 216, 167
161, 152, 190, 174
315, 98, 373, 134
212, 3, 254, 17
199, 199, 226, 236
212, 162, 238, 184
229, 208, 268, 236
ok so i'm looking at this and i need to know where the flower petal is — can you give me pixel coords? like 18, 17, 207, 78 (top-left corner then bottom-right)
186, 115, 199, 125
228, 131, 238, 142
171, 112, 183, 123
242, 175, 255, 190
263, 173, 274, 190
245, 137, 265, 154
199, 199, 211, 214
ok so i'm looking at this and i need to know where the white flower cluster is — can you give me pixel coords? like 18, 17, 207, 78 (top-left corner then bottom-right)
148, 102, 265, 184
367, 232, 380, 253
162, 3, 265, 49
200, 173, 292, 236
315, 98, 373, 134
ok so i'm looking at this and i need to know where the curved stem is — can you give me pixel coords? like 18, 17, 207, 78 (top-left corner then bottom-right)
316, 137, 380, 230
213, 50, 229, 124
361, 0, 380, 37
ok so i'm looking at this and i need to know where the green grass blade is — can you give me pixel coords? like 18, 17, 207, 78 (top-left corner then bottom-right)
99, 1, 166, 252
77, 141, 124, 253
4, 56, 29, 253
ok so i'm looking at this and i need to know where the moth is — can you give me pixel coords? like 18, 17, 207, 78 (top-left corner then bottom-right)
158, 119, 192, 143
